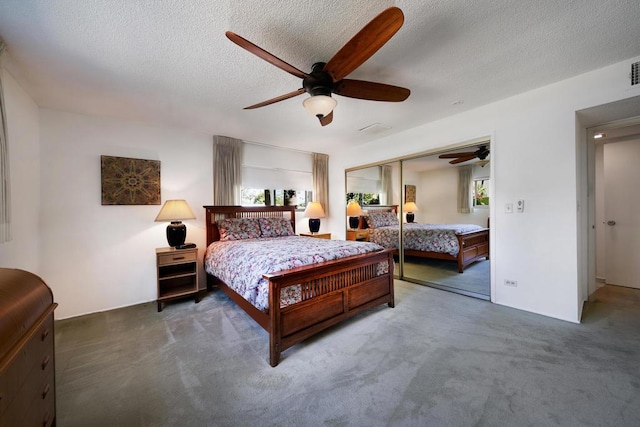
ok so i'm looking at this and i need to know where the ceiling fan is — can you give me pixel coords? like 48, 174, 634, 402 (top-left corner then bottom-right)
439, 145, 491, 165
225, 7, 410, 126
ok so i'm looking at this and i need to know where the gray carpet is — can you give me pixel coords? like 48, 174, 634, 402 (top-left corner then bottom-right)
402, 257, 490, 296
54, 282, 640, 426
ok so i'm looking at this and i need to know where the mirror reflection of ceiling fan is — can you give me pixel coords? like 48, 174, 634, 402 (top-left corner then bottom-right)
225, 7, 411, 126
439, 145, 490, 166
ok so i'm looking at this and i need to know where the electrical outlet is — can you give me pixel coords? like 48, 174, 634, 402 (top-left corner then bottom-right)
516, 200, 525, 213
504, 279, 518, 287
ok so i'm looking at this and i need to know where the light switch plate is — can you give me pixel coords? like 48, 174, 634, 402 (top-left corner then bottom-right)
505, 203, 513, 213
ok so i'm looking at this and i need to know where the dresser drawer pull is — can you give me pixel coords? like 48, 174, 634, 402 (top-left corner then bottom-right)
172, 256, 185, 261
42, 383, 50, 399
41, 328, 50, 341
43, 411, 51, 427
42, 355, 50, 370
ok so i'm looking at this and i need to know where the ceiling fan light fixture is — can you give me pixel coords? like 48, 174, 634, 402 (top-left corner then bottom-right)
303, 95, 337, 118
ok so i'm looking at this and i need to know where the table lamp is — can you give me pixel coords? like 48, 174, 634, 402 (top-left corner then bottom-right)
155, 199, 196, 247
346, 200, 363, 229
403, 202, 418, 223
303, 201, 326, 233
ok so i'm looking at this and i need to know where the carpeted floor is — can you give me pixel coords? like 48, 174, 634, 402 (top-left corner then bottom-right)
402, 257, 490, 296
54, 282, 640, 426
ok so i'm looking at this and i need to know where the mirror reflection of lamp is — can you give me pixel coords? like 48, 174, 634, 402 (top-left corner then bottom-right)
403, 202, 418, 223
346, 200, 363, 229
303, 201, 326, 233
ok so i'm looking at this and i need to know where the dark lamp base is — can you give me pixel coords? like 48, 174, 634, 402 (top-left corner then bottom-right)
167, 221, 187, 247
308, 218, 321, 233
349, 216, 360, 229
406, 213, 415, 223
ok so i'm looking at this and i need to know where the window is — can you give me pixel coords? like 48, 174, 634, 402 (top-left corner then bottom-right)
473, 179, 489, 207
241, 188, 312, 209
346, 192, 381, 206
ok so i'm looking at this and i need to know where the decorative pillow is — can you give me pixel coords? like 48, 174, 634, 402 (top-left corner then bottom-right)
365, 211, 399, 228
258, 217, 295, 238
217, 218, 261, 241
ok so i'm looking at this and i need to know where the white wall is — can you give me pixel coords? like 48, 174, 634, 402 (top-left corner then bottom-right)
328, 56, 640, 323
417, 166, 489, 226
39, 109, 213, 318
0, 69, 41, 272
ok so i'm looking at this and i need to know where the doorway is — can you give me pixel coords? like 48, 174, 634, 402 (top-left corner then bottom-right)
580, 95, 640, 307
594, 123, 640, 290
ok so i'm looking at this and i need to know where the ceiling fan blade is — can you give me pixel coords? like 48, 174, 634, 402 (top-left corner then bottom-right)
244, 88, 306, 109
449, 155, 477, 164
226, 31, 310, 79
334, 79, 410, 102
439, 152, 477, 159
323, 7, 404, 82
319, 111, 333, 126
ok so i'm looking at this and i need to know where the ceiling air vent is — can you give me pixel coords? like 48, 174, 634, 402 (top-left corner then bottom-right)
632, 61, 639, 86
358, 123, 391, 135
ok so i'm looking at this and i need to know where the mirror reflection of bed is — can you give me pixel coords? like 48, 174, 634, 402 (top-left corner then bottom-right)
345, 142, 491, 300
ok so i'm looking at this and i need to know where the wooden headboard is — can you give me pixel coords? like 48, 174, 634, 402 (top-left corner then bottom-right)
203, 205, 296, 245
358, 205, 398, 229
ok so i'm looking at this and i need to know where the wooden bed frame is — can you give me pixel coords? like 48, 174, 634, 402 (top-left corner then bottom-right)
203, 205, 395, 367
360, 205, 489, 273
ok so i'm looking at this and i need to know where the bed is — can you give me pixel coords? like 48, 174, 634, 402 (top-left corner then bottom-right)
359, 206, 489, 273
203, 205, 395, 367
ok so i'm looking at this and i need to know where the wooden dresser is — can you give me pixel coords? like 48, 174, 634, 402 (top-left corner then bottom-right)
0, 268, 57, 427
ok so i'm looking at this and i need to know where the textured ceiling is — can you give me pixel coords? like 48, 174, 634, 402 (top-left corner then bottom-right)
1, 0, 639, 154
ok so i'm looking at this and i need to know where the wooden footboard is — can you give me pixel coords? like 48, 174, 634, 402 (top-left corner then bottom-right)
265, 248, 394, 366
208, 248, 394, 367
456, 228, 489, 273
402, 228, 489, 273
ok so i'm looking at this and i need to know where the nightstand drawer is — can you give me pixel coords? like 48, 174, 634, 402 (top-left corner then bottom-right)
157, 250, 197, 266
347, 229, 369, 241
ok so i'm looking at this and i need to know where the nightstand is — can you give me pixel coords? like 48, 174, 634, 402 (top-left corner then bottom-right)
156, 247, 199, 312
300, 232, 331, 239
347, 229, 369, 241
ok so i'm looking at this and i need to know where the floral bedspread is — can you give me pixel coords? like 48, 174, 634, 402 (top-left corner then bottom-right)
369, 223, 484, 256
204, 236, 386, 312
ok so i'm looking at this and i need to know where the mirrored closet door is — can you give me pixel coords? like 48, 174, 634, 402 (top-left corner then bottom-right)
401, 148, 490, 299
346, 142, 491, 300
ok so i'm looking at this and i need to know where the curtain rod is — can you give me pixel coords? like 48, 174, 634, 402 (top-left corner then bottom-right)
242, 139, 315, 155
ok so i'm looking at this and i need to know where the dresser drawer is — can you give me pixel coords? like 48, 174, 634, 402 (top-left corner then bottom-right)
0, 314, 53, 418
1, 354, 54, 427
157, 249, 197, 266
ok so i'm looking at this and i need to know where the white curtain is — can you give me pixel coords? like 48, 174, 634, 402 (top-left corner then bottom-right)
0, 40, 11, 243
380, 165, 393, 205
312, 153, 329, 215
457, 165, 473, 214
213, 136, 243, 205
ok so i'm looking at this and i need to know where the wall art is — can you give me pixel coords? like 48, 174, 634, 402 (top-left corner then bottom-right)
101, 155, 160, 205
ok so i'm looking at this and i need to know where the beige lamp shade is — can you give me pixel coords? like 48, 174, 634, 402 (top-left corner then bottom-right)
155, 200, 196, 222
346, 200, 363, 216
304, 201, 326, 218
403, 202, 418, 212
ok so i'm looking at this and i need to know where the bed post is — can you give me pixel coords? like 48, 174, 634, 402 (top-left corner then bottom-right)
268, 279, 281, 367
